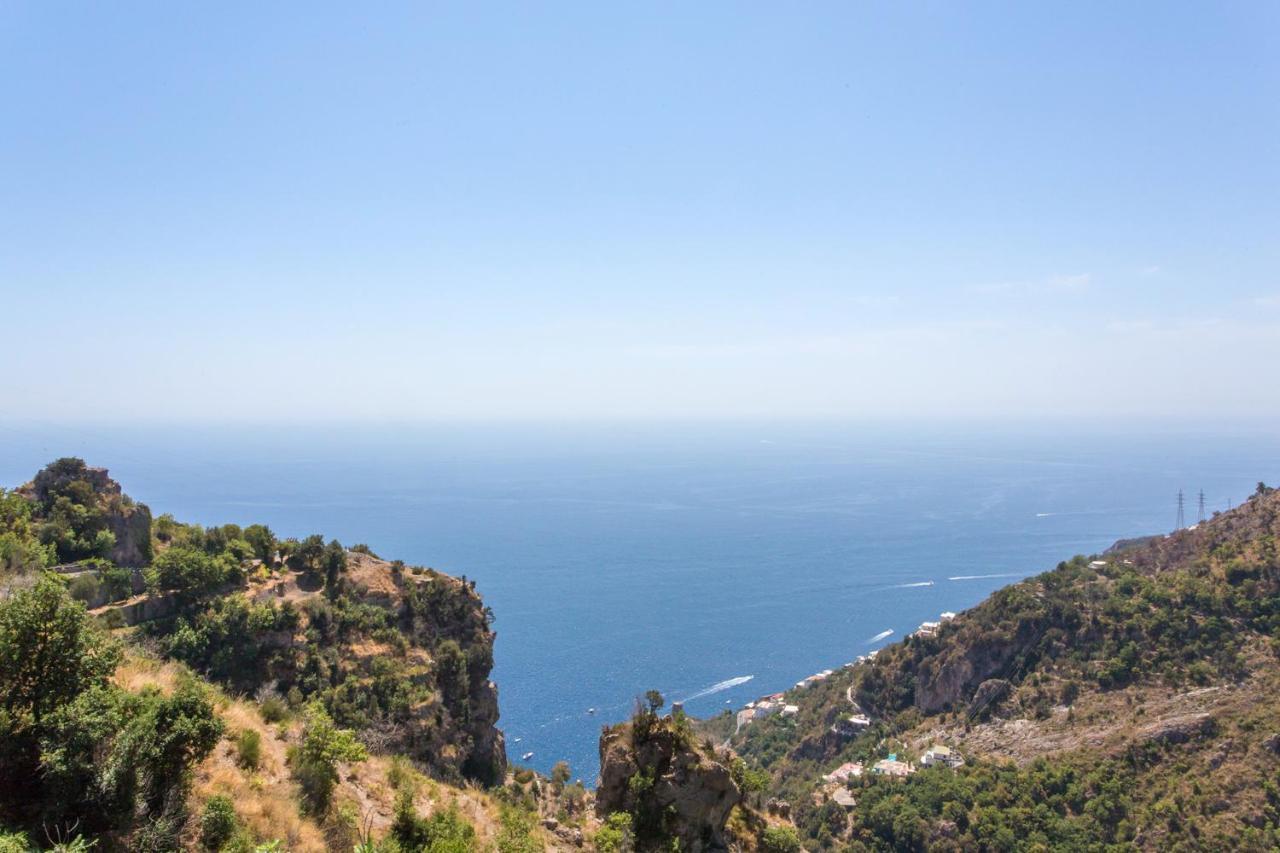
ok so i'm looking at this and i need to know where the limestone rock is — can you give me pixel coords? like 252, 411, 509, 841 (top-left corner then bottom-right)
1139, 713, 1215, 746
966, 678, 1013, 720
597, 718, 742, 852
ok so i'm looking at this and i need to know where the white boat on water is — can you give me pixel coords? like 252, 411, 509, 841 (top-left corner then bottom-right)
587, 708, 596, 714
521, 751, 534, 761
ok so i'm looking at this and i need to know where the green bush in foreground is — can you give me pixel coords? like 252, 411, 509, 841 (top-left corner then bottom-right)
200, 795, 239, 850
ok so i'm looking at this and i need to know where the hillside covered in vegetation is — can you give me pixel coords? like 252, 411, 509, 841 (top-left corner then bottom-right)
6, 458, 1280, 851
719, 483, 1280, 851
0, 459, 594, 852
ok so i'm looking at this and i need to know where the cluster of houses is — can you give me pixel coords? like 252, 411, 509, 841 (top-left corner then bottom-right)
911, 610, 956, 639
831, 712, 872, 736
819, 744, 964, 809
735, 692, 800, 732
734, 666, 843, 733
794, 668, 835, 689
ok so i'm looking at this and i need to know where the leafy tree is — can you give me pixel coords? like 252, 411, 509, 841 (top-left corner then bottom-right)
288, 534, 326, 582
243, 524, 276, 563
96, 565, 131, 603
0, 490, 55, 574
30, 459, 116, 563
153, 513, 180, 543
323, 539, 346, 600
0, 579, 219, 840
0, 574, 119, 723
150, 546, 225, 593
125, 680, 225, 814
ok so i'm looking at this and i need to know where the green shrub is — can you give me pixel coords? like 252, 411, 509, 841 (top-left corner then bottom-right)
289, 703, 366, 814
496, 805, 543, 853
762, 825, 802, 853
0, 830, 30, 853
593, 812, 633, 853
387, 754, 413, 792
97, 565, 133, 602
200, 795, 239, 850
100, 608, 126, 629
390, 791, 476, 853
259, 695, 287, 723
68, 572, 100, 604
236, 728, 262, 770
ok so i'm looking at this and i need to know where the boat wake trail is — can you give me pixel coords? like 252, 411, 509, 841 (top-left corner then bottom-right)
683, 675, 753, 702
948, 572, 1023, 581
891, 580, 934, 588
867, 629, 894, 643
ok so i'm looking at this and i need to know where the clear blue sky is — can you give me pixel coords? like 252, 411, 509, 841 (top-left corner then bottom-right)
3, 2, 1278, 421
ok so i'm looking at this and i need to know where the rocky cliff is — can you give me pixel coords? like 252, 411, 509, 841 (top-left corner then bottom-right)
23, 458, 152, 566
347, 553, 508, 785
597, 712, 742, 852
10, 459, 508, 790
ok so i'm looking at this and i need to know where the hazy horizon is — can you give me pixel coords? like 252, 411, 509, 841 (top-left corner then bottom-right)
4, 3, 1278, 422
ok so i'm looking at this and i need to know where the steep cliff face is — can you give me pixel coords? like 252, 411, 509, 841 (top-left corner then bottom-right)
344, 552, 507, 785
104, 502, 152, 567
597, 715, 742, 852
911, 611, 1047, 714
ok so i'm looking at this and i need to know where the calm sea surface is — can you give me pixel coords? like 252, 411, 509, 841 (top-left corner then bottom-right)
3, 421, 1277, 783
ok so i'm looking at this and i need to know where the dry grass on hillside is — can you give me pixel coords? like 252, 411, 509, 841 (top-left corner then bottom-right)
113, 651, 568, 851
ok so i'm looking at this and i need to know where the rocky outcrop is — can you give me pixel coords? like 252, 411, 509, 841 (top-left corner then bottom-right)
789, 706, 861, 762
966, 678, 1012, 721
1139, 713, 1216, 746
597, 717, 741, 852
464, 676, 507, 785
345, 555, 507, 785
25, 458, 152, 567
913, 613, 1047, 714
105, 502, 152, 567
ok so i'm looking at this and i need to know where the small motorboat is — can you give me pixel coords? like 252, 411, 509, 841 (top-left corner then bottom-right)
521, 751, 534, 761
587, 708, 596, 715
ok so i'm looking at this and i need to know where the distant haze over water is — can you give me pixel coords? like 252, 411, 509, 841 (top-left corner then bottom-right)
3, 421, 1277, 783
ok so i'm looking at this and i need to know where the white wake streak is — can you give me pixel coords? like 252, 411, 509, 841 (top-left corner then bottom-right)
867, 629, 894, 643
683, 675, 754, 703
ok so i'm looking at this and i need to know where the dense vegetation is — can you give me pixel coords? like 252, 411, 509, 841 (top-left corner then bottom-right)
725, 483, 1280, 851
0, 576, 222, 849
0, 460, 520, 851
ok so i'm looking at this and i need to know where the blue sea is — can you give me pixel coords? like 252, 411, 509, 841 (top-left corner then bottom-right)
2, 421, 1277, 784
